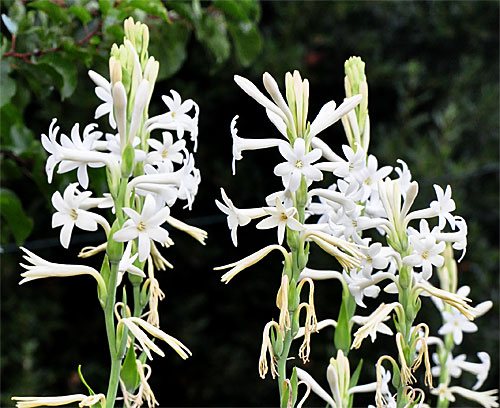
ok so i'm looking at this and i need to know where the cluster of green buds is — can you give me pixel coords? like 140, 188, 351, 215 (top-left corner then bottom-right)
342, 56, 369, 151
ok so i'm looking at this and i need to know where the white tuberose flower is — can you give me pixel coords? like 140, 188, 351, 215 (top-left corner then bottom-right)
88, 69, 116, 129
12, 393, 106, 408
430, 184, 456, 230
113, 194, 171, 262
215, 188, 266, 247
256, 198, 304, 245
230, 115, 282, 175
52, 183, 98, 248
274, 138, 323, 192
146, 90, 199, 150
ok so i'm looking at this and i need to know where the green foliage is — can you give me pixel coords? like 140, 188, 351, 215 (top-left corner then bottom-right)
0, 0, 263, 247
120, 345, 140, 392
0, 188, 34, 246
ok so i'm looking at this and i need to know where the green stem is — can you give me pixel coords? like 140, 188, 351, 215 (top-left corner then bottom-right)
104, 260, 121, 408
277, 328, 293, 406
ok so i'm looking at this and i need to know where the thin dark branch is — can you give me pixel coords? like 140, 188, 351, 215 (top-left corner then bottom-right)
3, 20, 103, 60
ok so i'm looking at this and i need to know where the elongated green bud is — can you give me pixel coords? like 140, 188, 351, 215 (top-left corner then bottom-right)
108, 220, 124, 263
121, 143, 135, 178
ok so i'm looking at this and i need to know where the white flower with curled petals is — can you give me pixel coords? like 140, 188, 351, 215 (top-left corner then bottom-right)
12, 393, 106, 408
274, 138, 323, 192
146, 90, 199, 150
359, 242, 390, 279
230, 115, 282, 175
404, 233, 445, 280
430, 184, 456, 230
147, 131, 186, 169
438, 308, 478, 345
113, 194, 171, 262
88, 70, 116, 129
333, 144, 367, 179
215, 188, 267, 247
119, 242, 146, 278
256, 198, 304, 245
52, 183, 100, 248
57, 123, 104, 189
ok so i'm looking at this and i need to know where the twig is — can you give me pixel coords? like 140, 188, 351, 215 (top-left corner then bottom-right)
3, 20, 103, 61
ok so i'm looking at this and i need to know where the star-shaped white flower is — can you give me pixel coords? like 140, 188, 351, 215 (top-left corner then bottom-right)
430, 184, 456, 230
438, 308, 478, 345
146, 90, 199, 151
88, 70, 116, 129
147, 131, 186, 169
256, 198, 303, 244
404, 231, 445, 280
215, 188, 266, 247
51, 183, 99, 248
57, 123, 104, 189
113, 194, 171, 262
230, 115, 282, 175
119, 242, 146, 277
274, 138, 323, 192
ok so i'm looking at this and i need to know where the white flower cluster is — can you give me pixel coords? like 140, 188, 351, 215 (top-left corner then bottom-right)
217, 59, 496, 408
15, 17, 206, 408
40, 77, 200, 261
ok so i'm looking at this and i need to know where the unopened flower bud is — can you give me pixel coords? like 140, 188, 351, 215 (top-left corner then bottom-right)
108, 220, 124, 262
121, 142, 135, 178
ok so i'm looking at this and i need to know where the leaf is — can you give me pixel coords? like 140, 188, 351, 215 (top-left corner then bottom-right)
2, 14, 18, 34
196, 13, 230, 66
98, 0, 112, 15
290, 366, 298, 407
69, 5, 92, 25
334, 286, 356, 353
39, 54, 77, 100
120, 345, 140, 392
77, 365, 95, 395
165, 1, 196, 25
0, 188, 34, 245
125, 0, 169, 22
227, 21, 262, 67
348, 359, 364, 407
213, 0, 260, 22
0, 60, 16, 107
28, 0, 70, 25
149, 21, 190, 81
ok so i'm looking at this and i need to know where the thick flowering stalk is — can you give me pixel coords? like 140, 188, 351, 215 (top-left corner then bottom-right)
215, 69, 362, 407
13, 17, 205, 408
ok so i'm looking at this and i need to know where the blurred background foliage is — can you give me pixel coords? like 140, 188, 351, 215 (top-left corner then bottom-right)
1, 1, 498, 407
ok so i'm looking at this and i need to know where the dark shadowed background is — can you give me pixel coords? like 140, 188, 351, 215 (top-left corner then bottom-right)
1, 1, 498, 407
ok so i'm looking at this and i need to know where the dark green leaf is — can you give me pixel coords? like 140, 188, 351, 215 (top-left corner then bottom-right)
196, 13, 230, 66
227, 21, 262, 67
28, 0, 70, 25
149, 21, 190, 81
213, 0, 260, 22
0, 60, 16, 107
0, 188, 34, 245
39, 54, 77, 100
98, 0, 112, 15
105, 23, 124, 42
125, 0, 169, 22
69, 5, 92, 25
120, 345, 140, 392
165, 1, 195, 25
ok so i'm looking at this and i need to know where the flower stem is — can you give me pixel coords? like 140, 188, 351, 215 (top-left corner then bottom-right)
104, 260, 122, 408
